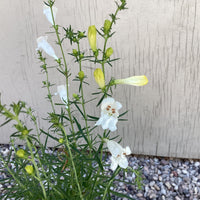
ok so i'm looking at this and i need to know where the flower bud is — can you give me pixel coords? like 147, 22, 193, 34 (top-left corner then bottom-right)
78, 32, 85, 38
114, 75, 148, 86
105, 47, 113, 58
73, 93, 79, 100
25, 165, 34, 175
78, 71, 85, 80
59, 138, 64, 144
72, 49, 78, 56
88, 25, 97, 52
16, 149, 25, 158
80, 53, 84, 60
22, 129, 29, 136
104, 19, 111, 34
94, 68, 105, 89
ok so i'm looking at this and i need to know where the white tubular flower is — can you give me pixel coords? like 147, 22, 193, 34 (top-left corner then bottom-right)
95, 97, 122, 132
43, 5, 58, 25
105, 139, 131, 171
36, 36, 58, 60
56, 85, 68, 108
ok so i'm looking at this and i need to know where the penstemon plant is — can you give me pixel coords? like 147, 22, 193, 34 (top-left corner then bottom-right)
0, 0, 148, 199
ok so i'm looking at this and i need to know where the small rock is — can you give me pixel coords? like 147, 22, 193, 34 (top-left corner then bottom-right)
175, 196, 181, 200
149, 181, 155, 187
154, 184, 160, 191
136, 192, 143, 198
153, 175, 158, 181
148, 190, 157, 199
164, 181, 171, 190
160, 159, 169, 165
172, 161, 179, 168
158, 176, 163, 181
178, 185, 183, 195
183, 189, 190, 197
182, 169, 188, 175
194, 162, 200, 167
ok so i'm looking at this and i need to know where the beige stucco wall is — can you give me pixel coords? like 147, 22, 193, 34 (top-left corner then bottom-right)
1, 0, 200, 158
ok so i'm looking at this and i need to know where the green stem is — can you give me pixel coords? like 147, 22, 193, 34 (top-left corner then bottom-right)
26, 139, 47, 199
77, 42, 92, 151
60, 125, 83, 200
101, 7, 120, 77
50, 5, 76, 141
45, 68, 56, 113
0, 156, 23, 188
102, 167, 120, 200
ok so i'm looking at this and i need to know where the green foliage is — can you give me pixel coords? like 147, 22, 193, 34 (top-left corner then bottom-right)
0, 0, 144, 199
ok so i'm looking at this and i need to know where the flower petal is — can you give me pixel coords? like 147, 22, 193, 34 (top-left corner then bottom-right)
124, 146, 131, 155
107, 116, 118, 132
37, 36, 58, 60
114, 101, 122, 110
101, 97, 115, 110
57, 85, 68, 107
118, 156, 129, 169
43, 5, 58, 25
110, 156, 119, 171
102, 116, 112, 130
106, 140, 123, 157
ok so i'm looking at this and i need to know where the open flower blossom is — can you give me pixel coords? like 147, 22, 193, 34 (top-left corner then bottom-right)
55, 85, 68, 108
94, 68, 105, 89
114, 75, 148, 86
95, 97, 122, 132
36, 36, 58, 60
43, 5, 58, 25
105, 139, 131, 171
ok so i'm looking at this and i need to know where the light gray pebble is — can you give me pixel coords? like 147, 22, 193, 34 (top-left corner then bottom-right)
194, 162, 200, 167
164, 181, 171, 190
175, 196, 181, 200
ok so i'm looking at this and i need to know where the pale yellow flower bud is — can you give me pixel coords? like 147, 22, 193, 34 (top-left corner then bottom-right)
104, 19, 111, 34
105, 47, 113, 58
114, 75, 148, 86
22, 129, 29, 136
25, 165, 34, 175
16, 149, 25, 158
78, 71, 85, 80
88, 25, 97, 52
94, 68, 105, 89
59, 138, 64, 144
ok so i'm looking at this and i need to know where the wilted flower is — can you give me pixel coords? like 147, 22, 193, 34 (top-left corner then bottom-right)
105, 139, 131, 171
114, 75, 148, 86
88, 25, 97, 52
95, 97, 122, 132
56, 85, 68, 108
43, 5, 58, 25
25, 165, 34, 175
105, 47, 113, 58
36, 36, 58, 60
94, 68, 105, 89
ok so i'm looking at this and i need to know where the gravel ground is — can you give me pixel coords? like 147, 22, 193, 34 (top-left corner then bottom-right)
1, 144, 200, 200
